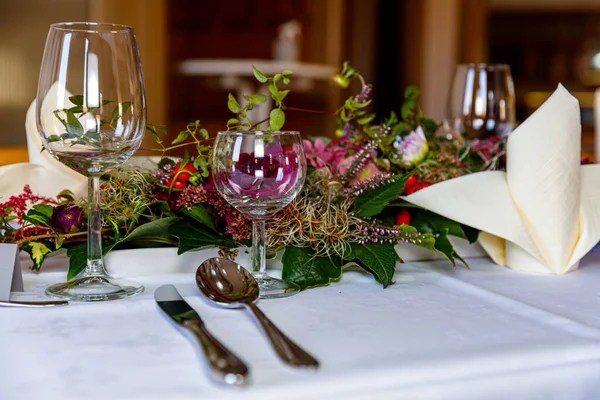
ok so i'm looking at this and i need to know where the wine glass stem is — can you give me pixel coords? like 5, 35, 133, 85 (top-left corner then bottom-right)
252, 219, 267, 274
86, 176, 106, 276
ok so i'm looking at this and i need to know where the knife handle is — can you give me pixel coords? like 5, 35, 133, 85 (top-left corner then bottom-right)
182, 319, 249, 385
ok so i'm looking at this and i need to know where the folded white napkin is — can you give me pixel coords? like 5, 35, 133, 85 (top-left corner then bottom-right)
0, 84, 87, 201
405, 84, 600, 274
25, 83, 87, 193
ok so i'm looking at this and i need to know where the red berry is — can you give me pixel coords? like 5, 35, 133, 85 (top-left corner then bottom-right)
166, 178, 187, 189
414, 182, 431, 192
173, 164, 197, 182
405, 175, 418, 193
396, 210, 411, 226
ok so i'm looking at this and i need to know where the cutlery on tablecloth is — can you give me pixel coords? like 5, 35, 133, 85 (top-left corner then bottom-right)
196, 257, 319, 369
0, 300, 68, 308
154, 284, 249, 385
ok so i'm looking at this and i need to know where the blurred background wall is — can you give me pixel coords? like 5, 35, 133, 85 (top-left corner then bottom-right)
2, 0, 600, 162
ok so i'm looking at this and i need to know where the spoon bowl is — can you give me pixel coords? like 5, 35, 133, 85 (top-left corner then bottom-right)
196, 257, 259, 308
196, 257, 319, 369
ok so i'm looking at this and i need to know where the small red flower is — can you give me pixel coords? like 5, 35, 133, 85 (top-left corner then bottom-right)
396, 209, 411, 226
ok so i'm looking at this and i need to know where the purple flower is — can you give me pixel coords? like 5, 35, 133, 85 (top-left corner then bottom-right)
394, 126, 429, 167
50, 205, 85, 234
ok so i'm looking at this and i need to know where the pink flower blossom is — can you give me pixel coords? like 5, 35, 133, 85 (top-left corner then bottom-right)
326, 138, 355, 168
303, 138, 333, 168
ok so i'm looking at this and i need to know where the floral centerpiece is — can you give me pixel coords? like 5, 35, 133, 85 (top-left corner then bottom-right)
0, 63, 505, 290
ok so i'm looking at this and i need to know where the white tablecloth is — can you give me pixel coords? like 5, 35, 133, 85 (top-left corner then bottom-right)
3, 247, 600, 400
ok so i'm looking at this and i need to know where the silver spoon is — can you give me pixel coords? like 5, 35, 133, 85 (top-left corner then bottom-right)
196, 257, 319, 369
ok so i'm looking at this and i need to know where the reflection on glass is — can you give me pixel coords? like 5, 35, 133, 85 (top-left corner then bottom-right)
446, 63, 516, 140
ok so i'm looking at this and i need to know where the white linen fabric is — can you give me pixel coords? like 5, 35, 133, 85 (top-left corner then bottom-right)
3, 249, 600, 400
405, 84, 600, 274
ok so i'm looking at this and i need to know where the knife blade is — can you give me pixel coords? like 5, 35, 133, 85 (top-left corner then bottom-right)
154, 285, 249, 385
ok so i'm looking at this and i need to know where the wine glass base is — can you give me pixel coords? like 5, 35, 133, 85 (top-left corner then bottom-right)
253, 273, 299, 299
45, 274, 144, 302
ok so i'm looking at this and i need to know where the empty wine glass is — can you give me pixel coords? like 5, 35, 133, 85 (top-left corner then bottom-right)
212, 131, 306, 299
445, 63, 516, 140
37, 22, 146, 301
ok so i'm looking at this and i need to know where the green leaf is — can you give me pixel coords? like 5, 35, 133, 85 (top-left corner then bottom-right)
397, 225, 462, 267
283, 77, 290, 85
404, 86, 419, 98
67, 241, 117, 280
268, 108, 285, 131
22, 241, 52, 271
281, 246, 343, 290
249, 94, 267, 105
227, 94, 241, 113
120, 216, 180, 245
112, 101, 132, 122
199, 128, 209, 139
354, 174, 411, 217
171, 129, 190, 145
411, 210, 479, 244
68, 95, 84, 106
357, 114, 376, 125
273, 73, 282, 83
106, 217, 121, 242
65, 110, 84, 137
32, 204, 53, 218
346, 98, 372, 109
22, 205, 52, 227
227, 118, 240, 127
195, 156, 209, 178
56, 189, 76, 203
401, 98, 416, 120
68, 105, 84, 114
346, 243, 399, 287
181, 149, 190, 167
47, 134, 62, 144
277, 90, 290, 102
282, 70, 293, 76
169, 220, 236, 254
421, 118, 439, 135
180, 206, 216, 231
252, 65, 268, 83
268, 82, 279, 98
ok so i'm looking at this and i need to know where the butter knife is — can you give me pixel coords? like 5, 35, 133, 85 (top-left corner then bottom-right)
154, 285, 249, 385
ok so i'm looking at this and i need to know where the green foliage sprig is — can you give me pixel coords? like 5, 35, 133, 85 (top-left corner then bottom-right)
226, 66, 293, 131
49, 95, 131, 149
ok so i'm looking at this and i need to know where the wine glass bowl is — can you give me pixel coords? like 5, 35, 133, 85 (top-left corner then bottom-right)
212, 131, 306, 299
446, 63, 516, 140
37, 22, 146, 301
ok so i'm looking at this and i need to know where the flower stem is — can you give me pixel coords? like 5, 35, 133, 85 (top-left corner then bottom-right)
283, 106, 332, 115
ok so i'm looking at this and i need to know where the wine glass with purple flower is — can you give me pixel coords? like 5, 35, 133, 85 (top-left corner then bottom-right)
212, 131, 306, 299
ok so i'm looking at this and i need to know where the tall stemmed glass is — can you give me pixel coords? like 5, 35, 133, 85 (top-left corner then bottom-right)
446, 63, 516, 140
37, 22, 146, 301
212, 131, 306, 299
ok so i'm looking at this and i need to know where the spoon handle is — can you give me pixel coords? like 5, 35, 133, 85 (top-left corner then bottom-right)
182, 319, 249, 384
245, 302, 319, 368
